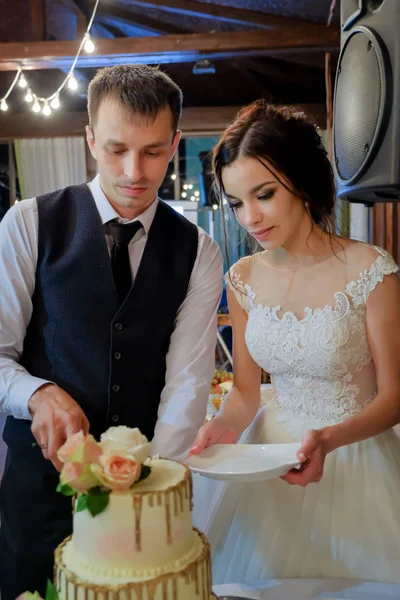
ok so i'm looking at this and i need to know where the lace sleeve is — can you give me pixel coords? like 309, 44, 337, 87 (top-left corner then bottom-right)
224, 261, 255, 313
346, 246, 399, 307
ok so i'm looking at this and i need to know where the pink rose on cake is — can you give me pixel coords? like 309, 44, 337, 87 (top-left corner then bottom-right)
16, 592, 43, 600
60, 462, 100, 493
91, 451, 142, 491
57, 430, 102, 465
100, 426, 150, 463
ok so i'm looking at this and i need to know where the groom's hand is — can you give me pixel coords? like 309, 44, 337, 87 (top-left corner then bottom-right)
29, 383, 89, 471
281, 429, 328, 487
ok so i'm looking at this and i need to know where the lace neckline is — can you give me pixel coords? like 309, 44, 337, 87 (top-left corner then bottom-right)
227, 245, 399, 318
259, 241, 361, 271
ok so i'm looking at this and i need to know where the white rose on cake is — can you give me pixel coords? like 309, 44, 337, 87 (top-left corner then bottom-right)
100, 426, 150, 463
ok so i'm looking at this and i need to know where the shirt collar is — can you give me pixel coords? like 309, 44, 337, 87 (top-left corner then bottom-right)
87, 174, 158, 235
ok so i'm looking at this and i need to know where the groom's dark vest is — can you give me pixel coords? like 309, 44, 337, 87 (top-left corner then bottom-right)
3, 184, 198, 447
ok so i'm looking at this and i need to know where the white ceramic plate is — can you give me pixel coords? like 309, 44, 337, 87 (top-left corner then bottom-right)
186, 443, 301, 482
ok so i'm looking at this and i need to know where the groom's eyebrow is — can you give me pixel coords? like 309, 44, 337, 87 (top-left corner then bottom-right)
106, 139, 124, 145
143, 142, 169, 149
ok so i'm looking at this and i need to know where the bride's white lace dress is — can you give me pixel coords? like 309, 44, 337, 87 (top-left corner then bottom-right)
193, 242, 400, 584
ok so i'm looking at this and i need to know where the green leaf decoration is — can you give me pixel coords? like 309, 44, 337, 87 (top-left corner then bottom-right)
45, 579, 58, 600
137, 464, 151, 484
56, 482, 75, 496
86, 486, 110, 517
76, 494, 88, 512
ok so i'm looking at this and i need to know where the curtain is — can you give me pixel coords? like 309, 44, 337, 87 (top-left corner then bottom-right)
0, 414, 6, 480
14, 137, 87, 199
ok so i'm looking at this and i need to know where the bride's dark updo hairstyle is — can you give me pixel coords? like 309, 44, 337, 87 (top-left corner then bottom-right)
212, 99, 336, 233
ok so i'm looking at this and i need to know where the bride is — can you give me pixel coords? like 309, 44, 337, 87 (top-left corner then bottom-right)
190, 100, 400, 584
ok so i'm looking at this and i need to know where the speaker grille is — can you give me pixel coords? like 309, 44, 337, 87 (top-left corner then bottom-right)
334, 29, 387, 184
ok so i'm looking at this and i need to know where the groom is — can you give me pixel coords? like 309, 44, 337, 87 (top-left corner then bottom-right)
0, 64, 222, 600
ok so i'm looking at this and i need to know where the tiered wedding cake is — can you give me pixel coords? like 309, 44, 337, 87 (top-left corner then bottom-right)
54, 426, 216, 600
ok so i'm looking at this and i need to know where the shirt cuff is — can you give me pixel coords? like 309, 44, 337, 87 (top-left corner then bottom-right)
9, 375, 52, 420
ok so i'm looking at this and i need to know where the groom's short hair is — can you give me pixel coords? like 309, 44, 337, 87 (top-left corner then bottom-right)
87, 64, 183, 132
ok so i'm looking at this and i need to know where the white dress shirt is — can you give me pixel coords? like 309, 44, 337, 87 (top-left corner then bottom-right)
0, 175, 223, 459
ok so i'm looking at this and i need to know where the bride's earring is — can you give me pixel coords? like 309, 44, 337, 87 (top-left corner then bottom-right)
305, 201, 310, 210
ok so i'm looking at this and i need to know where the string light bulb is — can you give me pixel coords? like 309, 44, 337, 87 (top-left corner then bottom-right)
50, 94, 60, 109
68, 73, 78, 91
0, 0, 100, 114
212, 204, 219, 210
32, 97, 41, 113
171, 174, 177, 180
42, 101, 51, 116
84, 33, 95, 54
18, 74, 28, 88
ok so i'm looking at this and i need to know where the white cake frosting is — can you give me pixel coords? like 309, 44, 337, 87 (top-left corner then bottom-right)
54, 427, 215, 600
64, 458, 197, 580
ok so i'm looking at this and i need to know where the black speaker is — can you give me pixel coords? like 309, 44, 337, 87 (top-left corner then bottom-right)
333, 0, 400, 203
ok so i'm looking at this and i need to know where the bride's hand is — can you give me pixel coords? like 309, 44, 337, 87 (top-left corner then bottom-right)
280, 429, 329, 486
188, 417, 238, 457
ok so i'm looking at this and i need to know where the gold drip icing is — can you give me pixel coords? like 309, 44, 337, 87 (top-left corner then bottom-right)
173, 489, 178, 519
161, 579, 168, 600
189, 476, 193, 510
165, 497, 172, 546
132, 495, 143, 552
55, 529, 211, 600
172, 578, 177, 599
64, 537, 201, 579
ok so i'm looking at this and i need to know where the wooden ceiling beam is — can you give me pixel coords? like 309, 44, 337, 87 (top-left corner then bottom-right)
242, 57, 324, 89
0, 29, 339, 71
128, 0, 333, 31
96, 7, 191, 35
30, 0, 47, 41
60, 0, 87, 38
0, 104, 327, 140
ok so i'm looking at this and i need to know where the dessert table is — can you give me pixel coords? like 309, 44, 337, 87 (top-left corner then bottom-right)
213, 579, 400, 599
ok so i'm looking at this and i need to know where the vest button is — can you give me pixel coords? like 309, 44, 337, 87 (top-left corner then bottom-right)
114, 352, 121, 360
112, 384, 120, 392
114, 322, 123, 331
111, 414, 119, 423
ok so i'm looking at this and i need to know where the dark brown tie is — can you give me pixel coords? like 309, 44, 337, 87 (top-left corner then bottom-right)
108, 220, 143, 303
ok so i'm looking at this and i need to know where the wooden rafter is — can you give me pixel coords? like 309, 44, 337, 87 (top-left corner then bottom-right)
30, 0, 46, 41
0, 104, 327, 140
128, 0, 332, 30
0, 29, 340, 71
60, 0, 87, 38
96, 6, 191, 35
242, 58, 324, 89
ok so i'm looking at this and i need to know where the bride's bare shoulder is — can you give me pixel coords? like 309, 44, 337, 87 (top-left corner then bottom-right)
338, 237, 398, 272
228, 253, 261, 277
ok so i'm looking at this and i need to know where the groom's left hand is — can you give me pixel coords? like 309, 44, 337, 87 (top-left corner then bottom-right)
280, 429, 328, 486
